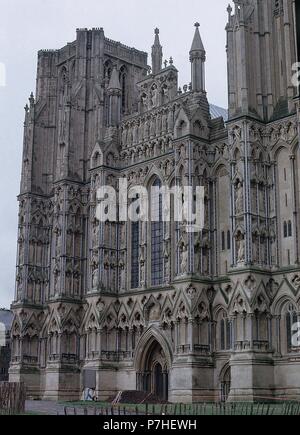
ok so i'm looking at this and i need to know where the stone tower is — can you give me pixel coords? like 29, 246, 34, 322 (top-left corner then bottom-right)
226, 0, 300, 400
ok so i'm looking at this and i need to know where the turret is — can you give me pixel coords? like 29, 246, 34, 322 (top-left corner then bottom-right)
152, 28, 163, 75
190, 23, 206, 93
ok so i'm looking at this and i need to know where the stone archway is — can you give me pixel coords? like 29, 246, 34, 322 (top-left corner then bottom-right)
137, 339, 169, 401
220, 364, 231, 402
135, 329, 172, 402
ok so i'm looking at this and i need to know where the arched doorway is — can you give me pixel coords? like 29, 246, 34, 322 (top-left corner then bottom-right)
137, 339, 169, 401
220, 365, 231, 402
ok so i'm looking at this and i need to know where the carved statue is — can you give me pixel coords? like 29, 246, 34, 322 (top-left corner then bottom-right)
181, 244, 188, 274
92, 223, 99, 247
141, 93, 148, 111
66, 233, 73, 257
150, 85, 159, 108
235, 182, 244, 214
148, 303, 160, 322
237, 238, 245, 263
92, 268, 99, 290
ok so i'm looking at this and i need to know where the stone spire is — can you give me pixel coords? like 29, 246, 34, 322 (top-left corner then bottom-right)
190, 23, 206, 92
152, 28, 163, 75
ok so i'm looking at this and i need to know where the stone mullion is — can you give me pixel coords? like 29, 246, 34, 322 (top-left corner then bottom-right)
267, 315, 272, 349
232, 315, 237, 351
140, 220, 147, 288
49, 212, 57, 300
47, 219, 52, 299
283, 0, 295, 110
15, 219, 21, 302
99, 170, 105, 290
211, 321, 216, 352
88, 188, 95, 294
23, 196, 32, 302
256, 180, 261, 265
212, 178, 217, 276
243, 122, 252, 265
117, 222, 121, 293
249, 314, 254, 348
290, 155, 299, 264
187, 318, 193, 352
107, 223, 112, 291
114, 222, 118, 292
82, 204, 89, 297
242, 314, 246, 343
175, 146, 181, 277
16, 199, 26, 302
175, 320, 180, 353
275, 315, 281, 354
59, 184, 68, 297
230, 162, 236, 267
41, 220, 48, 303
264, 163, 272, 267
188, 140, 194, 274
273, 162, 280, 266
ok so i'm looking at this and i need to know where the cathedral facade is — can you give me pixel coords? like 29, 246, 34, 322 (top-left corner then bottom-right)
9, 0, 300, 402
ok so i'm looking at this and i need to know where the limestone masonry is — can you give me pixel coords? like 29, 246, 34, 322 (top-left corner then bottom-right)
9, 0, 300, 402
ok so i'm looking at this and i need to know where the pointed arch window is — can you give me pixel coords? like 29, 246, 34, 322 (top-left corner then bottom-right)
288, 220, 292, 238
151, 178, 164, 286
286, 304, 298, 351
220, 317, 232, 351
131, 221, 140, 289
227, 230, 231, 250
221, 232, 225, 251
104, 60, 113, 81
104, 60, 113, 126
119, 65, 127, 114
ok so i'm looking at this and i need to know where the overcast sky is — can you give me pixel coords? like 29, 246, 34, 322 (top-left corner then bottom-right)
0, 0, 229, 308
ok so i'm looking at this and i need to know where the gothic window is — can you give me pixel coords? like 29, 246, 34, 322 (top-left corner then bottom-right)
151, 178, 164, 286
104, 60, 113, 126
220, 319, 225, 350
288, 220, 292, 238
217, 166, 230, 274
131, 326, 136, 350
284, 221, 288, 238
131, 221, 139, 289
219, 312, 232, 351
104, 60, 113, 80
286, 304, 298, 351
227, 230, 231, 250
221, 232, 225, 251
119, 65, 128, 114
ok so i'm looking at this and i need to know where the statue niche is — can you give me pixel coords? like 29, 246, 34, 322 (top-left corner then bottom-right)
145, 297, 161, 322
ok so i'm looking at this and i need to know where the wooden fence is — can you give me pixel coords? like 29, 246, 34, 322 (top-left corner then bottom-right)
63, 401, 300, 416
0, 382, 26, 415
